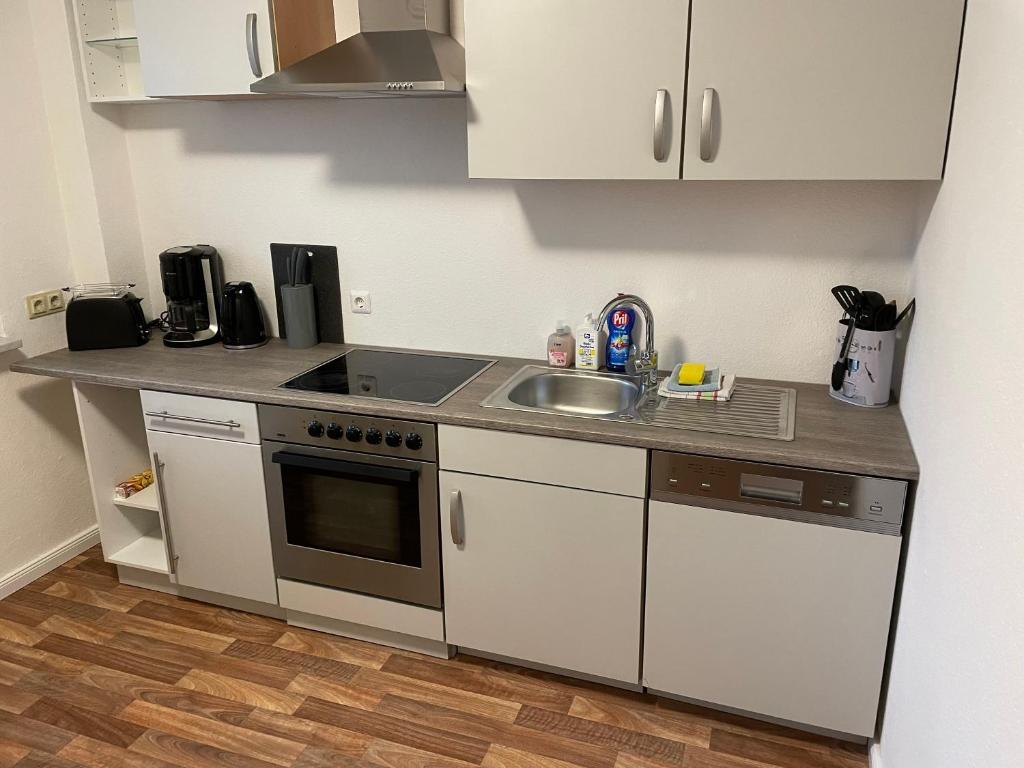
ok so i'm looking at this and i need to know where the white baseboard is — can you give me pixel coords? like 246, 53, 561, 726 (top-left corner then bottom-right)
0, 526, 101, 599
869, 740, 883, 768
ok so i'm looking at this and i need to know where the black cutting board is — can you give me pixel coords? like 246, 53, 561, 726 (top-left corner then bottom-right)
270, 243, 343, 344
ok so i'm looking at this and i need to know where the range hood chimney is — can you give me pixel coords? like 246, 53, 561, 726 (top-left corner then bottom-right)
251, 0, 465, 97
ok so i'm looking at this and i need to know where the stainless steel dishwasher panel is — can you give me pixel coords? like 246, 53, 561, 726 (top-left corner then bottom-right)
650, 451, 907, 535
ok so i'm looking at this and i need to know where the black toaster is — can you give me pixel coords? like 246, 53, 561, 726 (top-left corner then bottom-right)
64, 284, 150, 351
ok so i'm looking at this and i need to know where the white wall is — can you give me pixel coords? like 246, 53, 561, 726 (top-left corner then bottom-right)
122, 97, 927, 383
0, 0, 95, 582
877, 1, 1023, 766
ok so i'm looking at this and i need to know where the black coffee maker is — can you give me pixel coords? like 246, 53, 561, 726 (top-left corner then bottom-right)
159, 245, 224, 347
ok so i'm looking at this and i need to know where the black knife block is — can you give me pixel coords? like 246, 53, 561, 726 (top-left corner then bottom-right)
270, 243, 343, 344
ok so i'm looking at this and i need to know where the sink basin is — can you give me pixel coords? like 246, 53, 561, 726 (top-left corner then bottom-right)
481, 366, 643, 420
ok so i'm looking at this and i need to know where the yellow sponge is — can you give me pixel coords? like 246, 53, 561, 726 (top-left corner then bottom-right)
677, 363, 706, 386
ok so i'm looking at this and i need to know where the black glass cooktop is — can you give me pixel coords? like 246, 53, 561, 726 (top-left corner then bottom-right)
282, 349, 496, 405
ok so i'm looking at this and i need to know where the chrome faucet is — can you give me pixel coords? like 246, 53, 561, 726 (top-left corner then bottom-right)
596, 294, 659, 393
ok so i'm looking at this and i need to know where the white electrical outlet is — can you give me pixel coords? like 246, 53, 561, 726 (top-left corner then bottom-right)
46, 290, 65, 313
25, 293, 48, 319
350, 290, 372, 315
25, 289, 66, 319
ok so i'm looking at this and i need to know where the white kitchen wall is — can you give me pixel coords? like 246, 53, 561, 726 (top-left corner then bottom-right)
876, 1, 1023, 766
122, 98, 928, 383
0, 0, 95, 586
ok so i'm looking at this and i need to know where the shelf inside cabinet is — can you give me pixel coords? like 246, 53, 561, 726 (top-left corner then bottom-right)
85, 36, 138, 48
112, 483, 158, 512
106, 529, 169, 574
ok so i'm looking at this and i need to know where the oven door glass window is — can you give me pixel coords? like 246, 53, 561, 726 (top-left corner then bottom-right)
276, 454, 422, 567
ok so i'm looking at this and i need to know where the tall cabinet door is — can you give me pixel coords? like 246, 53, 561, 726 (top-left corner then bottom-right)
465, 0, 689, 179
135, 0, 276, 97
683, 0, 965, 180
148, 430, 277, 605
643, 501, 901, 737
440, 471, 644, 683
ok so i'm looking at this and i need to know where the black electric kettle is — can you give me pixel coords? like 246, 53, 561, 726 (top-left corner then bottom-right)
220, 282, 268, 350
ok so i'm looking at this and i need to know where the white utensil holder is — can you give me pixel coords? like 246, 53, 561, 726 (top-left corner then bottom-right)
830, 321, 896, 408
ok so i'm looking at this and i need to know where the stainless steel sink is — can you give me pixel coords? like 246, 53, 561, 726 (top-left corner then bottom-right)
481, 366, 644, 421
481, 365, 799, 440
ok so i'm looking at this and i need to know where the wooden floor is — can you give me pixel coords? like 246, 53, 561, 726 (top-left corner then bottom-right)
0, 546, 867, 768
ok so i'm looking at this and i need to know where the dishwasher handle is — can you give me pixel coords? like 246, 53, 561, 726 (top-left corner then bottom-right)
739, 473, 803, 505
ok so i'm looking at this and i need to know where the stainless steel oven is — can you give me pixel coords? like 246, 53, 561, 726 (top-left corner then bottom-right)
260, 404, 441, 608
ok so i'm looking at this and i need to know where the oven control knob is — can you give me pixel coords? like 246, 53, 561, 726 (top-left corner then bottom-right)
365, 427, 383, 445
405, 433, 423, 451
384, 430, 403, 448
346, 425, 363, 442
307, 420, 325, 438
325, 422, 343, 440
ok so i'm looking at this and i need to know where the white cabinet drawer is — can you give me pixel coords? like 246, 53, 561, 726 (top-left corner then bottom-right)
141, 391, 259, 443
438, 426, 646, 497
277, 579, 445, 642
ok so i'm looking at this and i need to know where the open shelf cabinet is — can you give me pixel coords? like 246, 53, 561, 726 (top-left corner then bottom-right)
73, 0, 151, 103
113, 483, 158, 512
73, 382, 171, 574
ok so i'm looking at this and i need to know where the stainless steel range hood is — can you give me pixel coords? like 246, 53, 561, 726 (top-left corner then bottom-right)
251, 0, 464, 98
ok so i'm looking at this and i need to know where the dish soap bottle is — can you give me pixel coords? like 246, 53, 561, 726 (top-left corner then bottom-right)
575, 314, 604, 370
547, 323, 575, 368
606, 306, 636, 372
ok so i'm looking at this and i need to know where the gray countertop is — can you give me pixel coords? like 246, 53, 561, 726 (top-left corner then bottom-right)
10, 339, 919, 480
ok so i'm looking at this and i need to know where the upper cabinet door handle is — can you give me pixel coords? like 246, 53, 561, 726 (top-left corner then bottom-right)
653, 89, 669, 162
246, 12, 262, 78
700, 88, 716, 162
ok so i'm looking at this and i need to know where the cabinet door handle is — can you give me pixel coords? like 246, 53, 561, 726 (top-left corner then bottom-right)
246, 12, 262, 78
653, 89, 669, 162
145, 411, 241, 429
449, 490, 465, 547
152, 451, 179, 575
700, 87, 716, 162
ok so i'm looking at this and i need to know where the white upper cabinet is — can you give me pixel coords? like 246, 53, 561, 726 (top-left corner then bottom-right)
134, 0, 277, 97
683, 0, 966, 180
465, 0, 689, 179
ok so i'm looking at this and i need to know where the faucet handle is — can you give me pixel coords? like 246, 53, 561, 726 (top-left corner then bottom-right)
626, 346, 655, 374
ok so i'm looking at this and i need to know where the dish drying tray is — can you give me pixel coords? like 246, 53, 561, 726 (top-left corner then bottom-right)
639, 382, 797, 441
63, 283, 137, 299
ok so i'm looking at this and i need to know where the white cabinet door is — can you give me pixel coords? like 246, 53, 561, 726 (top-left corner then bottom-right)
643, 501, 901, 737
683, 0, 965, 180
440, 471, 644, 683
134, 0, 275, 97
465, 0, 689, 179
148, 430, 277, 605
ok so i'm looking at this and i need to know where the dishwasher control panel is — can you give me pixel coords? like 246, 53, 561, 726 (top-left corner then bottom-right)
650, 452, 907, 535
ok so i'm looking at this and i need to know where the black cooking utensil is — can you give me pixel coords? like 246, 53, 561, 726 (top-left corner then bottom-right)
831, 285, 861, 315
831, 300, 862, 391
856, 291, 886, 330
874, 301, 898, 332
894, 298, 917, 329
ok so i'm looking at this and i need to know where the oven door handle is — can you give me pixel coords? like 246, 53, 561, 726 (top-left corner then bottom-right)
271, 451, 419, 483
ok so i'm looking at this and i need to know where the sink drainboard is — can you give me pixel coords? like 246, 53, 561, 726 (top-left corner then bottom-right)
640, 382, 797, 441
